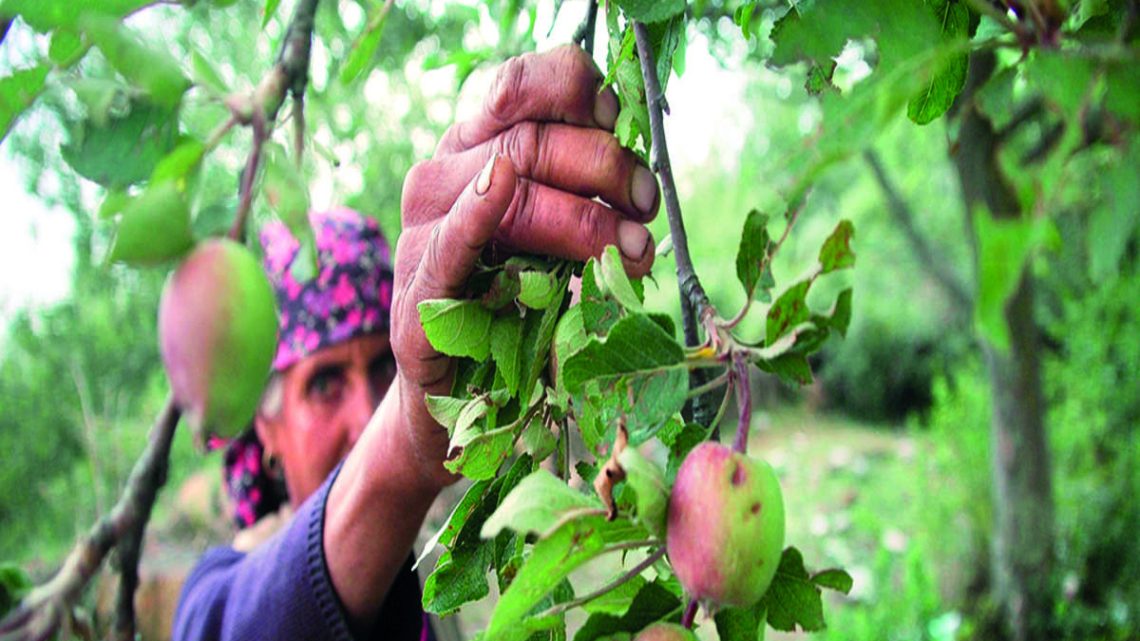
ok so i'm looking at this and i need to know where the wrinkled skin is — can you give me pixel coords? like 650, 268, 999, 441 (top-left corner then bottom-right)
158, 238, 277, 441
633, 622, 697, 641
318, 44, 662, 630
666, 442, 786, 608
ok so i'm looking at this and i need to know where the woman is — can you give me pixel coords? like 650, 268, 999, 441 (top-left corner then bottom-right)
173, 45, 659, 640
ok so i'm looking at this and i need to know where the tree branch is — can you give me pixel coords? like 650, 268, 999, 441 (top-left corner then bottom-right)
631, 20, 716, 427
573, 0, 599, 57
0, 399, 181, 641
862, 150, 973, 313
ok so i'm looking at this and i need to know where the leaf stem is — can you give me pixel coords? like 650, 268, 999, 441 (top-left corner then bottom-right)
204, 116, 237, 154
681, 598, 699, 628
731, 352, 752, 455
536, 547, 667, 618
686, 369, 729, 399
631, 20, 715, 428
709, 374, 735, 432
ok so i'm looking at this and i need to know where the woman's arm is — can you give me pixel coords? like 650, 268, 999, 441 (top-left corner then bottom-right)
321, 44, 660, 632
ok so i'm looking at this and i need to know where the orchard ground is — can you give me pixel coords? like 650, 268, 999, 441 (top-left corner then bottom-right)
112, 400, 961, 641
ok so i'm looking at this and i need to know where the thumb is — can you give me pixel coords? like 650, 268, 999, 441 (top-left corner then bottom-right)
412, 153, 517, 301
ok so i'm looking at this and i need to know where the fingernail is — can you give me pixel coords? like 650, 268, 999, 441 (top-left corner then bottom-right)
618, 220, 651, 261
476, 154, 496, 195
631, 165, 658, 215
594, 89, 618, 130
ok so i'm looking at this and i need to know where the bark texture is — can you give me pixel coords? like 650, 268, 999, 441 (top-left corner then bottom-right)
951, 50, 1055, 641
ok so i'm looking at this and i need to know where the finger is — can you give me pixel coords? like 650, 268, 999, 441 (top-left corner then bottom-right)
411, 153, 518, 301
435, 44, 619, 155
496, 179, 655, 277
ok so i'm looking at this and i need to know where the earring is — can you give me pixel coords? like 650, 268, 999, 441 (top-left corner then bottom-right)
262, 448, 283, 479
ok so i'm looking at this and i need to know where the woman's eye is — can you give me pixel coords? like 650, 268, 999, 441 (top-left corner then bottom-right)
307, 367, 346, 402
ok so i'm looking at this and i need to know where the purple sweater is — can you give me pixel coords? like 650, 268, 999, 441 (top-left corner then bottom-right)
173, 467, 431, 641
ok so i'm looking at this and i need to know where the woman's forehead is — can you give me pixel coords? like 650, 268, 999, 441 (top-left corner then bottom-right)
287, 332, 392, 372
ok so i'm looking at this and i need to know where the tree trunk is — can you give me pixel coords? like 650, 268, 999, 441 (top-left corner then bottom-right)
951, 51, 1055, 641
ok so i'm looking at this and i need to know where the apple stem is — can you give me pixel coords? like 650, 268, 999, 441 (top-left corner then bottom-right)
731, 352, 752, 455
681, 598, 699, 629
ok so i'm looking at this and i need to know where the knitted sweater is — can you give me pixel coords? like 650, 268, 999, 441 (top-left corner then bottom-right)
173, 467, 431, 641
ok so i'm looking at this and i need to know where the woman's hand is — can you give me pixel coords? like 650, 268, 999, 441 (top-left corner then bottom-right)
389, 44, 661, 486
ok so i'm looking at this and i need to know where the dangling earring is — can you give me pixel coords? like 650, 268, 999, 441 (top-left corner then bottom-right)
262, 448, 283, 480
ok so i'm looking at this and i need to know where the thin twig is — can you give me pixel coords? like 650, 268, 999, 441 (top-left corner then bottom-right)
731, 352, 751, 455
720, 200, 805, 330
709, 375, 735, 432
632, 20, 715, 429
572, 0, 599, 56
0, 399, 181, 641
537, 547, 667, 618
685, 369, 729, 399
204, 116, 237, 153
229, 110, 267, 242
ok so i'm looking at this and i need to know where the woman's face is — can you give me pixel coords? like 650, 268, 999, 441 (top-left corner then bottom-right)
256, 333, 396, 506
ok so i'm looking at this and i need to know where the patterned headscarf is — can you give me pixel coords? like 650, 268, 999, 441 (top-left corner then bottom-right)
214, 208, 395, 529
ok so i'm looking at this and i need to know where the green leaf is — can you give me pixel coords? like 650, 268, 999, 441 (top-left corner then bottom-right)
519, 270, 559, 309
715, 604, 767, 641
1088, 142, 1140, 281
818, 219, 855, 274
735, 209, 774, 301
648, 14, 685, 93
485, 516, 649, 641
0, 64, 50, 142
553, 304, 588, 388
491, 314, 523, 395
0, 0, 151, 31
563, 313, 684, 395
1027, 51, 1095, 121
97, 189, 131, 220
520, 413, 558, 460
616, 447, 667, 537
191, 48, 228, 96
804, 61, 837, 96
811, 568, 854, 594
108, 182, 195, 265
48, 29, 89, 67
418, 299, 494, 360
660, 420, 707, 482
765, 280, 812, 346
973, 210, 1058, 351
755, 352, 813, 387
151, 138, 205, 184
481, 267, 523, 310
581, 258, 622, 335
423, 545, 493, 615
424, 394, 469, 430
481, 469, 601, 539
339, 1, 393, 85
580, 575, 648, 617
262, 0, 282, 28
261, 143, 311, 235
612, 0, 685, 23
517, 271, 570, 408
760, 547, 826, 632
574, 580, 683, 641
906, 0, 969, 125
81, 14, 190, 108
598, 245, 643, 311
62, 99, 180, 189
0, 563, 32, 618
770, 0, 939, 69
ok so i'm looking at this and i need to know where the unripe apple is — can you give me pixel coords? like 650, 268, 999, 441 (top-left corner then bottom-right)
633, 622, 697, 641
666, 442, 785, 608
158, 238, 278, 441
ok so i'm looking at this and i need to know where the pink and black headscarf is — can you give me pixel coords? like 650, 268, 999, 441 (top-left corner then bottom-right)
215, 208, 394, 528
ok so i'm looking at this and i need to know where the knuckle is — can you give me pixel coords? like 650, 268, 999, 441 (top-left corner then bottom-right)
401, 161, 438, 217
576, 202, 609, 254
500, 178, 535, 239
593, 134, 624, 177
496, 122, 541, 176
486, 55, 529, 125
